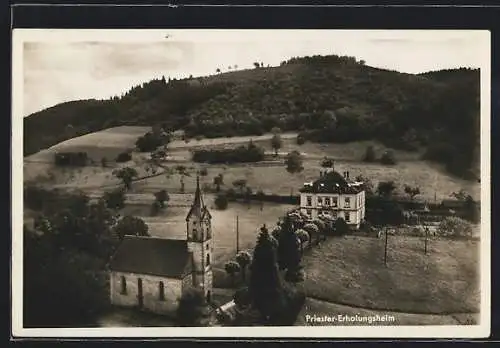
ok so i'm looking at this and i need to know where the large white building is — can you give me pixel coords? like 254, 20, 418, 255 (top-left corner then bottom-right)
299, 167, 365, 229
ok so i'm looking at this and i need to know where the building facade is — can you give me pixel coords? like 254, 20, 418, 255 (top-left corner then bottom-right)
108, 176, 213, 316
299, 167, 365, 229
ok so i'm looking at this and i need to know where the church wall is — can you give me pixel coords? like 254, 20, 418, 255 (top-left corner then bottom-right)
110, 271, 183, 316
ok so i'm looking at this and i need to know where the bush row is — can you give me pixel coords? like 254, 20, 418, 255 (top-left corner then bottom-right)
192, 143, 265, 164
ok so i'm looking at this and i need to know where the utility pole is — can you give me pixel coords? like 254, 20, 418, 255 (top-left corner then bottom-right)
236, 215, 240, 254
384, 227, 389, 266
424, 227, 429, 255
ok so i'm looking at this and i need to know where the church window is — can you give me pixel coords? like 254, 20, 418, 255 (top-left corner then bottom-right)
120, 275, 127, 294
206, 253, 211, 266
159, 281, 165, 301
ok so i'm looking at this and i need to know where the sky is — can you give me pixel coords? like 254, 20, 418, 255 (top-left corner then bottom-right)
18, 29, 490, 116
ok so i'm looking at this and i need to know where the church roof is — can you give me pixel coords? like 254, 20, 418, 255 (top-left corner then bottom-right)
186, 175, 212, 221
109, 236, 192, 279
299, 170, 364, 194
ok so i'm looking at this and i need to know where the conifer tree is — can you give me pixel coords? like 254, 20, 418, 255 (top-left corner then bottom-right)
277, 215, 302, 280
249, 224, 284, 322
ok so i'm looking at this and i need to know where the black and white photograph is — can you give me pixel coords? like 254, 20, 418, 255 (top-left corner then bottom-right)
12, 29, 490, 338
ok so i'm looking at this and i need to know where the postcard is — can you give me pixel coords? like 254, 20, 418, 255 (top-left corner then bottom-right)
12, 28, 491, 338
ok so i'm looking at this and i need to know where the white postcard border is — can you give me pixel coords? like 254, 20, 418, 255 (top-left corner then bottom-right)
11, 29, 492, 339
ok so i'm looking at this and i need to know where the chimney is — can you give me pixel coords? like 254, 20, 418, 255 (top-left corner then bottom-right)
331, 160, 335, 171
346, 171, 350, 180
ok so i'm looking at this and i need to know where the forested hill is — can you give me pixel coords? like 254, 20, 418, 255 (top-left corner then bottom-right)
24, 54, 480, 180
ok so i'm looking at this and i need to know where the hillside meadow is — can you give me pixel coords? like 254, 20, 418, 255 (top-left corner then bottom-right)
302, 234, 480, 315
24, 126, 480, 202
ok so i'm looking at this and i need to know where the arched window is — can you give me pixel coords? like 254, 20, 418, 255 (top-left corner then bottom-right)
206, 253, 210, 266
159, 281, 165, 301
120, 275, 127, 294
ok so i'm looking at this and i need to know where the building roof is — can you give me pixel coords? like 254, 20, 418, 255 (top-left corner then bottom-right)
186, 175, 212, 221
299, 170, 364, 194
109, 236, 192, 279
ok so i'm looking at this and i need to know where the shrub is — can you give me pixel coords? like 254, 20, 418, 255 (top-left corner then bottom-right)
359, 219, 372, 232
192, 142, 265, 164
176, 287, 210, 326
234, 287, 251, 308
363, 145, 376, 162
150, 201, 162, 216
214, 194, 229, 210
334, 217, 349, 236
380, 150, 397, 165
115, 152, 132, 163
136, 132, 164, 152
437, 216, 473, 238
103, 188, 126, 210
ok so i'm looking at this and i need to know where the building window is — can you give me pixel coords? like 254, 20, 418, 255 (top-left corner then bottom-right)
206, 253, 211, 266
345, 212, 351, 222
317, 197, 323, 206
120, 276, 127, 294
332, 196, 338, 207
306, 196, 312, 206
306, 209, 312, 217
324, 197, 331, 206
159, 281, 165, 301
345, 197, 351, 208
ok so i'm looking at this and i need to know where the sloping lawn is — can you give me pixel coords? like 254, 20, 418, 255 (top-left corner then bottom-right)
302, 235, 480, 315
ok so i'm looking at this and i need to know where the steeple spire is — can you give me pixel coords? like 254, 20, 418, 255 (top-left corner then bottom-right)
193, 174, 203, 208
186, 174, 210, 221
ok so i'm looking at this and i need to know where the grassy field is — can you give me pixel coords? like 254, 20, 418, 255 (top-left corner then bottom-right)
23, 126, 150, 183
134, 158, 479, 202
302, 234, 480, 315
129, 200, 294, 266
24, 126, 480, 201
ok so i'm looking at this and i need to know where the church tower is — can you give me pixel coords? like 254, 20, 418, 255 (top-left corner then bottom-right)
186, 175, 213, 302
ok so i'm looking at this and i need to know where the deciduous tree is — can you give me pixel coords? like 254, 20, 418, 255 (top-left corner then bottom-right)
114, 216, 149, 241
113, 167, 138, 191
236, 250, 252, 282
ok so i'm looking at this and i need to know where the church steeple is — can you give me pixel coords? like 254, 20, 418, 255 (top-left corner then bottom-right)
185, 175, 213, 302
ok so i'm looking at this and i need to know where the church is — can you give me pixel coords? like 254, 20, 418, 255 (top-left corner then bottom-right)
108, 176, 213, 316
